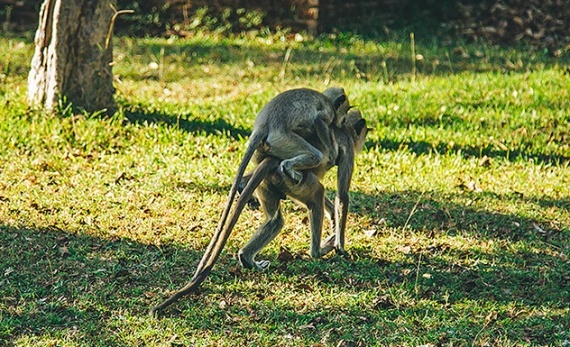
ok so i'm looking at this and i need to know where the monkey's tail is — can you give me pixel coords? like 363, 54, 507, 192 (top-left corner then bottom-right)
208, 130, 265, 262
149, 155, 279, 317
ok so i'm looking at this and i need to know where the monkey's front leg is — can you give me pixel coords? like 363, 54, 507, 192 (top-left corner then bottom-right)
317, 197, 340, 257
333, 149, 354, 257
313, 193, 350, 258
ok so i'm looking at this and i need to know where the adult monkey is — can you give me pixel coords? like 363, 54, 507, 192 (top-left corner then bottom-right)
149, 109, 367, 316
214, 87, 350, 241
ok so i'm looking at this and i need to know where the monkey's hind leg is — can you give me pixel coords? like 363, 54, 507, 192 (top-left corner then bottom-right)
238, 183, 284, 271
266, 131, 324, 185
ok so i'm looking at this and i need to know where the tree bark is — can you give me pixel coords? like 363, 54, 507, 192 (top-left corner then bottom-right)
27, 0, 116, 113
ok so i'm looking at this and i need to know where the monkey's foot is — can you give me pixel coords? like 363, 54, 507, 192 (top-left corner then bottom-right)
238, 251, 270, 271
319, 235, 349, 258
278, 163, 303, 185
253, 260, 270, 271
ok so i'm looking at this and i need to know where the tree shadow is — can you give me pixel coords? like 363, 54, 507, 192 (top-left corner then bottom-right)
368, 138, 570, 166
349, 189, 569, 239
123, 38, 567, 81
120, 102, 249, 140
0, 224, 200, 343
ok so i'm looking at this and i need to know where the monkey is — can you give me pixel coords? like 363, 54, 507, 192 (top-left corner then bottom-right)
149, 109, 367, 316
211, 87, 350, 268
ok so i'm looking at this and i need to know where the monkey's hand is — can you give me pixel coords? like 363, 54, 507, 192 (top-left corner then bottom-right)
320, 235, 349, 258
237, 175, 261, 209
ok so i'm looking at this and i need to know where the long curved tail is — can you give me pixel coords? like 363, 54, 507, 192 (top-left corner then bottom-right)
149, 156, 279, 317
206, 130, 265, 266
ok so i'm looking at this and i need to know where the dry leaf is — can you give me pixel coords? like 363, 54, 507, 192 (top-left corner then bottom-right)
532, 222, 548, 234
398, 245, 411, 254
297, 283, 314, 292
364, 228, 378, 237
144, 291, 157, 299
114, 171, 133, 184
114, 269, 130, 279
58, 246, 70, 257
458, 179, 483, 193
478, 156, 492, 167
277, 247, 294, 263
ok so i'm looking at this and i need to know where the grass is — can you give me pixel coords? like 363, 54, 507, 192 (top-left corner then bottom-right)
1, 29, 569, 346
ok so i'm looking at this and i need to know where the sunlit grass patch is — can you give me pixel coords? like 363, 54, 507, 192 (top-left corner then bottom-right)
1, 31, 569, 346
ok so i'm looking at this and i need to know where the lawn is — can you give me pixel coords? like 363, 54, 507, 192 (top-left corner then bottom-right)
0, 29, 569, 346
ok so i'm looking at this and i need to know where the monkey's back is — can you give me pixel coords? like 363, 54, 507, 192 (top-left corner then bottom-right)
254, 88, 335, 136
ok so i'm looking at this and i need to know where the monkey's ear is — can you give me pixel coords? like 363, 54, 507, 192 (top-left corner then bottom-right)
354, 119, 366, 134
333, 94, 347, 110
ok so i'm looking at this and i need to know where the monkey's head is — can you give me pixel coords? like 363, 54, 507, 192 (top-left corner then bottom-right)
344, 109, 368, 154
322, 87, 350, 127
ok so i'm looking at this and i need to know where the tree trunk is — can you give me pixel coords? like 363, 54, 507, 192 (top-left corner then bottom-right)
27, 0, 116, 113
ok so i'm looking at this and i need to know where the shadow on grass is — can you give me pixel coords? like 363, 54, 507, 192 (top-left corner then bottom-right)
368, 138, 570, 166
1, 188, 567, 343
124, 38, 568, 81
120, 102, 250, 140
351, 189, 569, 238
0, 225, 201, 344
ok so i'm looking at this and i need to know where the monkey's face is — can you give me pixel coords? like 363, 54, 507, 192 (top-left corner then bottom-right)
323, 87, 351, 127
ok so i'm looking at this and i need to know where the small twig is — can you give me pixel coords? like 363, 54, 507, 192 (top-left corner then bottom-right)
279, 46, 293, 82
414, 253, 423, 296
322, 55, 337, 85
402, 191, 424, 231
445, 51, 454, 74
410, 32, 416, 82
105, 4, 134, 50
381, 60, 388, 84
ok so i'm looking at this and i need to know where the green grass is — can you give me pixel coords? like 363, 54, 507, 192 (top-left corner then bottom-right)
1, 30, 569, 346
